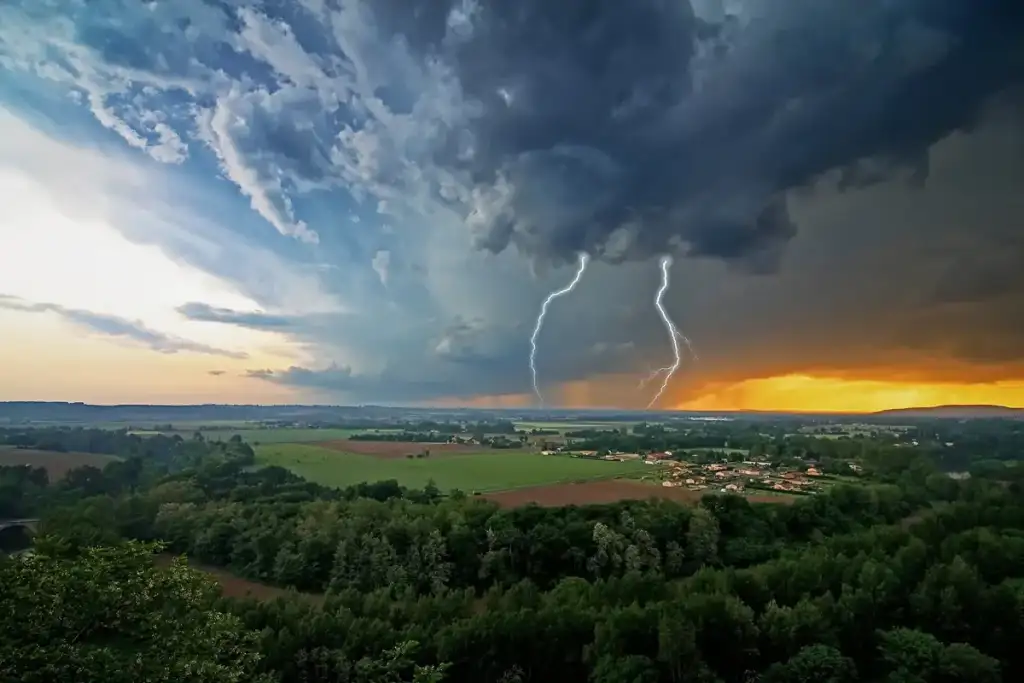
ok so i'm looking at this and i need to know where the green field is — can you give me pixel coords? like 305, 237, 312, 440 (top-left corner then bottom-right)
255, 444, 648, 492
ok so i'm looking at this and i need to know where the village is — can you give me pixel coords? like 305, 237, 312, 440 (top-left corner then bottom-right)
543, 447, 848, 496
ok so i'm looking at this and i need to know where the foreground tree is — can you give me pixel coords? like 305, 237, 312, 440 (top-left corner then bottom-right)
0, 539, 271, 683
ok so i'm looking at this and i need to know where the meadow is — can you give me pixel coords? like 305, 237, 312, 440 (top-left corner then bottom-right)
255, 443, 648, 492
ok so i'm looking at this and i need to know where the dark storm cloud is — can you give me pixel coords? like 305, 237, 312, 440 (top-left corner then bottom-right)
376, 0, 1024, 268
8, 0, 1024, 407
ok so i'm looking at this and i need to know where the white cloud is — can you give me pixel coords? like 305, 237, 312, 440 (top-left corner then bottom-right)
194, 89, 319, 243
371, 249, 391, 286
0, 2, 202, 164
0, 107, 337, 361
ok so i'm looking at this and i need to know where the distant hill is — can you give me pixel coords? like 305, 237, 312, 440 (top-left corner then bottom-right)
873, 404, 1024, 419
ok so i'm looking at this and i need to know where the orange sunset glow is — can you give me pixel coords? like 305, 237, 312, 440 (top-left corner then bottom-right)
677, 374, 1024, 413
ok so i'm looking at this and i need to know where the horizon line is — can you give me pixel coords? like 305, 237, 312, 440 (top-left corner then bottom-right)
0, 400, 1020, 416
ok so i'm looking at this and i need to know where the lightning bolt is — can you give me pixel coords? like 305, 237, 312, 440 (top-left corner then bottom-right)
530, 253, 590, 407
636, 366, 666, 390
646, 255, 696, 409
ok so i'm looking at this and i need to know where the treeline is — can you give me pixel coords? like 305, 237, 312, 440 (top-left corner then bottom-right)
0, 426, 249, 470
349, 431, 527, 449
350, 422, 519, 439
917, 420, 1024, 470
0, 432, 258, 522
349, 431, 459, 443
18, 454, 929, 593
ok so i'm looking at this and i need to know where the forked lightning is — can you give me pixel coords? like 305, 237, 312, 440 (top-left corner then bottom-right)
530, 253, 590, 407
646, 255, 696, 408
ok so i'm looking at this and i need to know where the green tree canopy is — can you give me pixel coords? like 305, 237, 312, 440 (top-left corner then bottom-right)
0, 539, 271, 683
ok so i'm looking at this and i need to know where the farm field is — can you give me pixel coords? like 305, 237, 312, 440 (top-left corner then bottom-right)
0, 447, 120, 479
483, 479, 801, 508
256, 443, 648, 492
316, 439, 488, 458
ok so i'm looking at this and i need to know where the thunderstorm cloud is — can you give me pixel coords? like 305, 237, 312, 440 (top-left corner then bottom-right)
1, 0, 1022, 405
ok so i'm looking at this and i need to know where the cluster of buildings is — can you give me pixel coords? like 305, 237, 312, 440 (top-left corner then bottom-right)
542, 447, 842, 497
658, 460, 826, 494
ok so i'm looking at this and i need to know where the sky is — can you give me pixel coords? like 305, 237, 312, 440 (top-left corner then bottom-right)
0, 0, 1023, 412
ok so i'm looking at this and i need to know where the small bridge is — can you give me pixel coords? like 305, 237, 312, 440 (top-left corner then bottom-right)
0, 518, 39, 533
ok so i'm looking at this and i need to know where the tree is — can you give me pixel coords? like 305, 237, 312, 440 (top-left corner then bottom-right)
876, 628, 1000, 683
760, 645, 857, 683
0, 539, 271, 683
937, 643, 1001, 683
686, 506, 721, 566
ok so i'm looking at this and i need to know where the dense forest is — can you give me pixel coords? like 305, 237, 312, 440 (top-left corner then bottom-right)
2, 422, 1024, 682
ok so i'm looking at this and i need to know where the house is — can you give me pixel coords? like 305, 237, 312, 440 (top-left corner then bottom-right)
806, 467, 822, 477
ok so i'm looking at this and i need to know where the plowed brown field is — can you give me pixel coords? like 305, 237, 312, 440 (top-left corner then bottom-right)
314, 439, 487, 459
0, 448, 119, 479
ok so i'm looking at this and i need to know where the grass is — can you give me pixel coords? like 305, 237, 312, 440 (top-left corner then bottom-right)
255, 444, 648, 492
